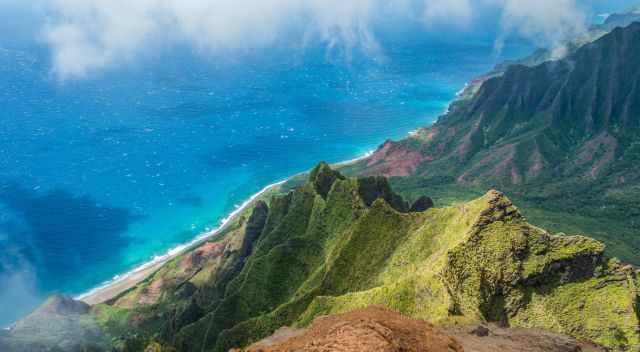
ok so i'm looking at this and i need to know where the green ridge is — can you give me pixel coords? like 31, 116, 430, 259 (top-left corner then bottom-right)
355, 22, 640, 265
77, 164, 639, 352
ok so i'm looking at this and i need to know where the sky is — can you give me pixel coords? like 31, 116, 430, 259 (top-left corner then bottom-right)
1, 0, 636, 80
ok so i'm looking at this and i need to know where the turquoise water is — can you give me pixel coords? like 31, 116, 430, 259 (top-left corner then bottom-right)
0, 18, 540, 325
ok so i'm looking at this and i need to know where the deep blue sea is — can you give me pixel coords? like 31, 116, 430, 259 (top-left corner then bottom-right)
3, 0, 631, 324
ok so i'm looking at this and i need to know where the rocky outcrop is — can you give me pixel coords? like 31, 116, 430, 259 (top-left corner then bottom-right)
238, 306, 605, 352
355, 20, 640, 266
310, 161, 346, 199
409, 195, 434, 212
238, 307, 463, 352
357, 176, 408, 212
8, 165, 639, 352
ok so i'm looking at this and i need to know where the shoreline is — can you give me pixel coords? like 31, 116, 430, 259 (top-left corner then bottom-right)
78, 179, 287, 305
77, 152, 375, 306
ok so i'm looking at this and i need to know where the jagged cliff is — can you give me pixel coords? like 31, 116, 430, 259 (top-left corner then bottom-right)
367, 22, 640, 183
4, 12, 640, 352
458, 8, 640, 100
360, 20, 640, 264
108, 164, 640, 351
6, 163, 635, 351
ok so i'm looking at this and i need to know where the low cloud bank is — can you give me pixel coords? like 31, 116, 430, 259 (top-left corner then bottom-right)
0, 246, 39, 327
12, 1, 589, 82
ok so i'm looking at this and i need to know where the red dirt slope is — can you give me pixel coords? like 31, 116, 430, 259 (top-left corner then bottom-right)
236, 307, 604, 352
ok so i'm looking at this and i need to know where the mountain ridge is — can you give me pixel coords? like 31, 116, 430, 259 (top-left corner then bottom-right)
357, 20, 640, 264
4, 163, 638, 351
4, 10, 640, 352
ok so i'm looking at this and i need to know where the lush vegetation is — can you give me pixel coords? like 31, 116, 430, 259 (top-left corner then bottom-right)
6, 16, 640, 352
355, 22, 640, 265
86, 164, 639, 351
379, 176, 640, 265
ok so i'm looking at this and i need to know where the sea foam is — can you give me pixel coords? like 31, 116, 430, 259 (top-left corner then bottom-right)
75, 151, 378, 302
76, 179, 287, 301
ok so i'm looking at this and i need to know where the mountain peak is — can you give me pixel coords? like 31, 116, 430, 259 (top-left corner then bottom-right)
6, 170, 638, 351
36, 295, 90, 316
475, 190, 522, 225
309, 161, 345, 199
359, 19, 640, 200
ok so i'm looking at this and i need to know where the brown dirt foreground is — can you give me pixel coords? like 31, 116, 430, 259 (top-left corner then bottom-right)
234, 307, 605, 352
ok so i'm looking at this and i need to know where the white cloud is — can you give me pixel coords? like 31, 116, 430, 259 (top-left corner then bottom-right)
423, 0, 473, 26
33, 0, 588, 79
0, 265, 39, 324
44, 0, 160, 79
0, 244, 40, 326
491, 0, 587, 50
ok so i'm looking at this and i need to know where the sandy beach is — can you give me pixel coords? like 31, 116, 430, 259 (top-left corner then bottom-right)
81, 259, 168, 305
78, 179, 287, 305
77, 154, 376, 306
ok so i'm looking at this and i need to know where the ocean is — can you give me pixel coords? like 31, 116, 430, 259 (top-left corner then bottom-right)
0, 21, 538, 325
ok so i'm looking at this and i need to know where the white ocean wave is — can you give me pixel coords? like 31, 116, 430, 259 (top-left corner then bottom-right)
75, 179, 286, 301
75, 150, 375, 302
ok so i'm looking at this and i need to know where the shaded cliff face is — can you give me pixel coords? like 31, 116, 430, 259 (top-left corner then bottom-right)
460, 9, 640, 101
18, 164, 632, 352
367, 22, 640, 182
361, 21, 640, 264
602, 8, 640, 32
460, 22, 640, 138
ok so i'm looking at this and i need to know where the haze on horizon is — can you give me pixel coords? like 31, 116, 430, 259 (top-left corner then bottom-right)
0, 0, 638, 330
2, 0, 632, 80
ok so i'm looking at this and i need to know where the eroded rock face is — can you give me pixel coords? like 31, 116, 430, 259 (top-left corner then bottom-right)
365, 140, 427, 177
409, 195, 434, 212
17, 164, 639, 352
357, 176, 408, 212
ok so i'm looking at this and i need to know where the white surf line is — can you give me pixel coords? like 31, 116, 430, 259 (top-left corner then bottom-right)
75, 149, 377, 302
456, 82, 469, 97
76, 48, 513, 302
75, 179, 286, 301
331, 150, 374, 167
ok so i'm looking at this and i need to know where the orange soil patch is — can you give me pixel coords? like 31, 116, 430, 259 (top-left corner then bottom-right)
137, 278, 164, 306
180, 241, 225, 270
240, 306, 462, 352
576, 132, 618, 179
527, 147, 545, 179
367, 141, 426, 177
237, 307, 605, 352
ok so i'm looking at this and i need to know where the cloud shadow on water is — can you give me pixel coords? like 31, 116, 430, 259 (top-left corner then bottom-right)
0, 183, 141, 325
177, 194, 204, 208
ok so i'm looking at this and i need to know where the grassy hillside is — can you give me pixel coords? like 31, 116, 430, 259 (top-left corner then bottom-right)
354, 22, 640, 265
77, 163, 639, 352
